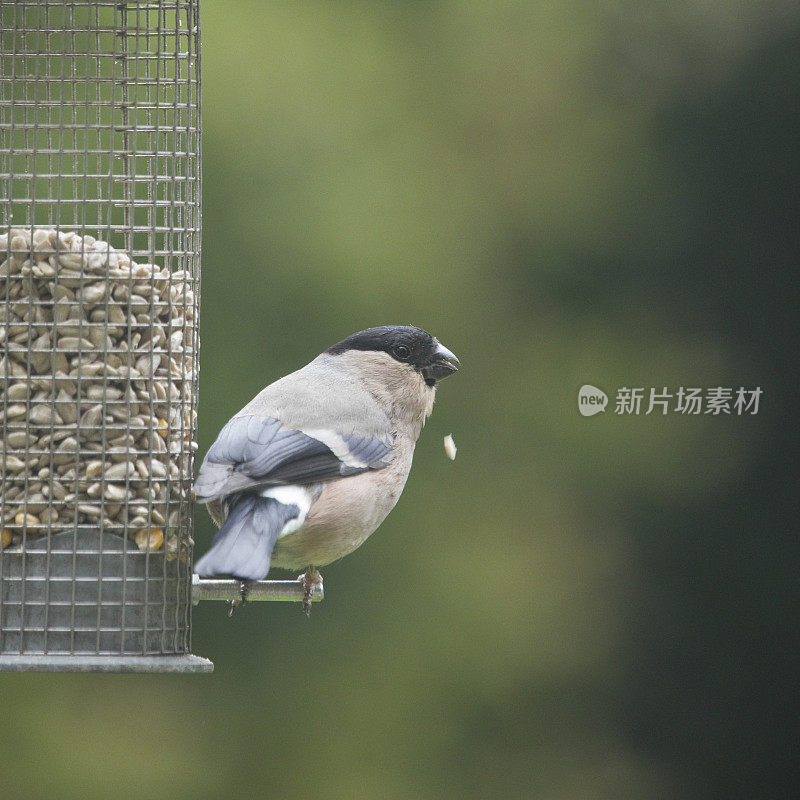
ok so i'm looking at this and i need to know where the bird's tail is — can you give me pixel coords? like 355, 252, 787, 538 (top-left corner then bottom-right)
194, 492, 299, 581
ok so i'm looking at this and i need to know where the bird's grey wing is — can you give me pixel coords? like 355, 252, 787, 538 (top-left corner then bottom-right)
193, 414, 393, 503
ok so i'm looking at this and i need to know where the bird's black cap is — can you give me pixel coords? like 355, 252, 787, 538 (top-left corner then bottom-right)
326, 325, 459, 384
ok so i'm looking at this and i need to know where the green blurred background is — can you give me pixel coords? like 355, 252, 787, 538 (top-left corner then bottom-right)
3, 1, 799, 798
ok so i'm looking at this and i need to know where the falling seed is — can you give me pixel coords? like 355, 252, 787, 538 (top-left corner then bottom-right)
443, 434, 457, 461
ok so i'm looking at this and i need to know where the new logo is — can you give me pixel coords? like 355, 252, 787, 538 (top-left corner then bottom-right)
578, 384, 608, 417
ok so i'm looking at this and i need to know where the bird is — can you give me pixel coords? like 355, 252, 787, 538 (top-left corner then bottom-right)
192, 325, 459, 614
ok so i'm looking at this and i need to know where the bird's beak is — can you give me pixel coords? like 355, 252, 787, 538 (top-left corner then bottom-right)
422, 341, 460, 383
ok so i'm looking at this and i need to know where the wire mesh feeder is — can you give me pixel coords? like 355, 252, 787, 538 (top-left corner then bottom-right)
0, 0, 211, 672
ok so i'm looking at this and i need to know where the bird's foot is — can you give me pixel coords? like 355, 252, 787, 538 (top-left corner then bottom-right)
228, 581, 250, 617
298, 567, 322, 616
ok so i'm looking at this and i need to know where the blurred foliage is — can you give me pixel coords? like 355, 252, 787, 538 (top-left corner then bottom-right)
2, 1, 799, 798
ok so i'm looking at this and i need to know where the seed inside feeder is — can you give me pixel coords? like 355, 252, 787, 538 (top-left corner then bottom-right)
0, 228, 197, 558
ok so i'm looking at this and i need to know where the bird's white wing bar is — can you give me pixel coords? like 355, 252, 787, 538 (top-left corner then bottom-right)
302, 428, 394, 470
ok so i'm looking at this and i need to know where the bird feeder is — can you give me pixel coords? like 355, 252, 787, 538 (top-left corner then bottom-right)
0, 0, 209, 672
0, 3, 321, 673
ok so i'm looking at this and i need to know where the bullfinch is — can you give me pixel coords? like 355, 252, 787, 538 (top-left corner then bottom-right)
193, 325, 459, 612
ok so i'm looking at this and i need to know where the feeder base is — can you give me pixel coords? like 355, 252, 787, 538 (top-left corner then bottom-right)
0, 653, 213, 673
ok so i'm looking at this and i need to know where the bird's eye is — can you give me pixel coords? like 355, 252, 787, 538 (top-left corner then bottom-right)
394, 344, 411, 360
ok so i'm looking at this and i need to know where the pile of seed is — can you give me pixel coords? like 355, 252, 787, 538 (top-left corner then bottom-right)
0, 228, 198, 557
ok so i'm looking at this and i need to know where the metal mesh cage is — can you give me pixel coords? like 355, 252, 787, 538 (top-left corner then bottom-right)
0, 0, 210, 671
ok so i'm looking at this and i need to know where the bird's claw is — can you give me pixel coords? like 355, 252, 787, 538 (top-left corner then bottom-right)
299, 568, 322, 616
228, 581, 250, 617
